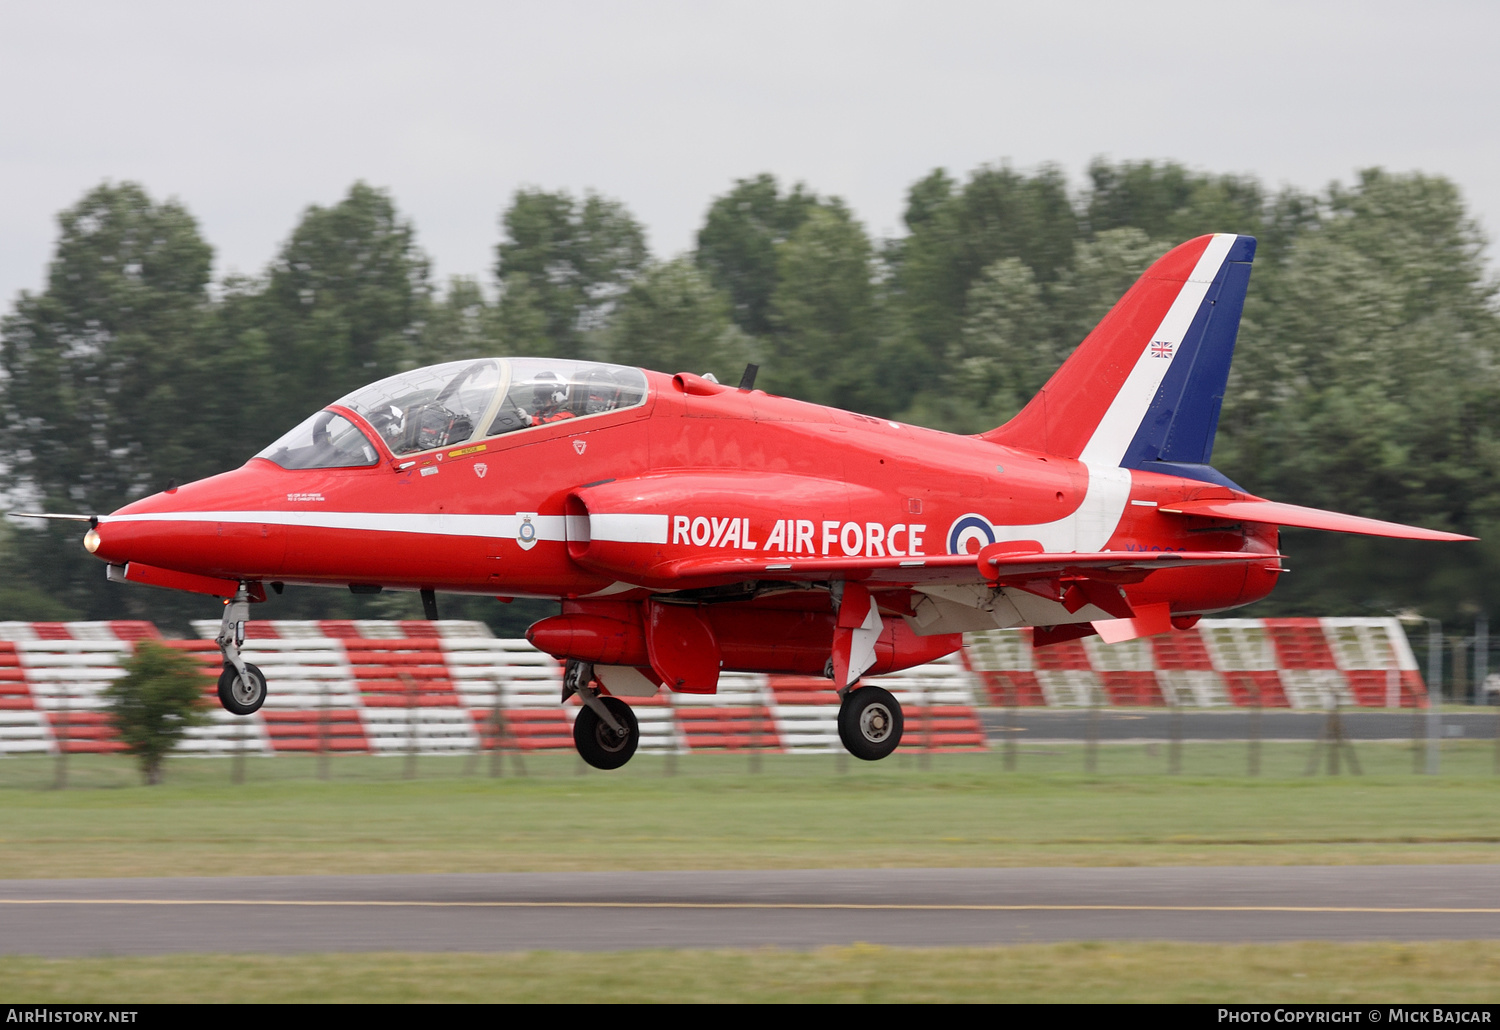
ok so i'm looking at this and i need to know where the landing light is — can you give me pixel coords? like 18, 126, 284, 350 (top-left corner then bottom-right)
83, 529, 100, 553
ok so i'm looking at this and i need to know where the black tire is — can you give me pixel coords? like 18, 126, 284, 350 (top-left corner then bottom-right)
838, 685, 903, 761
573, 696, 639, 770
217, 663, 267, 716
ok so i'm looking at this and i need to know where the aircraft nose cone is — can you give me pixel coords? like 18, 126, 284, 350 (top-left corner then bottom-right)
88, 466, 288, 580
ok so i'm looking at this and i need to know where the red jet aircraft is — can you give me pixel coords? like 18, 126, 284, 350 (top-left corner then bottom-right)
30, 233, 1472, 768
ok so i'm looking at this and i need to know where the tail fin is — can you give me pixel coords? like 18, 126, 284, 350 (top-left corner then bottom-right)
984, 233, 1256, 484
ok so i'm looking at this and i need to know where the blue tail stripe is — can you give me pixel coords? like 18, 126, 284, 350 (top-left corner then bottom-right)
1120, 235, 1256, 471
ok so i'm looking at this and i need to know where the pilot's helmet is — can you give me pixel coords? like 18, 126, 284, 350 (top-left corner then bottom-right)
531, 371, 567, 411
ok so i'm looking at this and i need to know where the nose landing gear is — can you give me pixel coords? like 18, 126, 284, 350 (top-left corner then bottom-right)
214, 583, 267, 715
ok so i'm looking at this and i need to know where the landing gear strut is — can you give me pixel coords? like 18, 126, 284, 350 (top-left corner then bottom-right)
838, 685, 903, 761
215, 583, 267, 715
563, 659, 640, 769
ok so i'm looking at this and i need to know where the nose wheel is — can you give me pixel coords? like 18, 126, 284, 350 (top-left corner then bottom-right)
838, 685, 903, 761
217, 662, 268, 715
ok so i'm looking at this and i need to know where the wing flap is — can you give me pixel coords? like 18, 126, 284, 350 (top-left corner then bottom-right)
1158, 498, 1475, 542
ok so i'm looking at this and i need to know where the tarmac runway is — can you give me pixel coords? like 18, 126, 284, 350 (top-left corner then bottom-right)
3, 866, 1498, 956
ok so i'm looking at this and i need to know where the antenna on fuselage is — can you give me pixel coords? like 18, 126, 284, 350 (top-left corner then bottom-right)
737, 363, 759, 391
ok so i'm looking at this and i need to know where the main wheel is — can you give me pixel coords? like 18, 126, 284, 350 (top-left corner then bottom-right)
573, 696, 639, 770
838, 686, 903, 761
217, 663, 267, 715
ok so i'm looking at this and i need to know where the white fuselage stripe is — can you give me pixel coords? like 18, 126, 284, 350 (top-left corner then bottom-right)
102, 510, 670, 545
1078, 233, 1236, 468
102, 511, 569, 541
588, 513, 670, 544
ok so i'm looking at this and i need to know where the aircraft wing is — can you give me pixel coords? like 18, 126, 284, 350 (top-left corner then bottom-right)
1157, 498, 1475, 541
646, 548, 1278, 588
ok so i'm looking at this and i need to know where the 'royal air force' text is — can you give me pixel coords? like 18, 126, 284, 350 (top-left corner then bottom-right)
672, 517, 927, 557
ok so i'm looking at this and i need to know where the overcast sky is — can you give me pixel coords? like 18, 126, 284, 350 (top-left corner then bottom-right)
2, 0, 1497, 306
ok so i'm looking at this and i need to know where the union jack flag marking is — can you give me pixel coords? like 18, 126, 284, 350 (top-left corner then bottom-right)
1150, 340, 1174, 359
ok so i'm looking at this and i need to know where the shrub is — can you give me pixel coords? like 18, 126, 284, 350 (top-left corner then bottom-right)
103, 641, 210, 784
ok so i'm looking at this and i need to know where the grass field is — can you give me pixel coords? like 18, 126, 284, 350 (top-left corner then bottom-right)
3, 744, 1497, 1002
2, 744, 1498, 878
3, 943, 1500, 1003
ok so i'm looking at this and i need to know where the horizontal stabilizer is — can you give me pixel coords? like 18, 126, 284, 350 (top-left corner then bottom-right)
1158, 499, 1475, 542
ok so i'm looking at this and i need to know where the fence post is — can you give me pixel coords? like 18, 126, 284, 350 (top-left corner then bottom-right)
231, 705, 247, 786
1168, 691, 1182, 775
1248, 678, 1261, 777
1003, 676, 1017, 772
488, 675, 505, 778
750, 686, 764, 775
317, 676, 330, 781
1085, 684, 1099, 774
919, 679, 931, 771
52, 684, 68, 791
402, 671, 417, 780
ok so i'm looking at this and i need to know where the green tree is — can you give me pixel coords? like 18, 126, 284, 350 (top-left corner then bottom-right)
608, 258, 754, 380
0, 182, 214, 514
1047, 227, 1170, 353
0, 183, 218, 621
695, 174, 821, 338
764, 203, 880, 411
1215, 171, 1500, 621
258, 182, 432, 435
893, 163, 1078, 369
495, 189, 648, 358
900, 257, 1050, 433
104, 641, 210, 785
421, 275, 500, 363
1084, 159, 1265, 244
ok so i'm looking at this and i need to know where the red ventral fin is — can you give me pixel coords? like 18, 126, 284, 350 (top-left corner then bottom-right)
1061, 580, 1135, 620
1093, 602, 1173, 643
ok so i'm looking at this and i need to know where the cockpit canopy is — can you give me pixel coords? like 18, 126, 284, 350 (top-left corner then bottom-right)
257, 358, 649, 470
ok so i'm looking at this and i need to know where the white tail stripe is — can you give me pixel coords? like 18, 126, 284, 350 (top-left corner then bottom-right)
1078, 233, 1237, 468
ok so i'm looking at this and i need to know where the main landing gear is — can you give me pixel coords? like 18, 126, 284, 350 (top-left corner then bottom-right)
838, 685, 904, 761
563, 660, 640, 770
215, 583, 267, 715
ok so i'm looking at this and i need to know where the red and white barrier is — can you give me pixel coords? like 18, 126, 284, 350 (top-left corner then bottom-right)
0, 616, 1429, 756
962, 617, 1425, 709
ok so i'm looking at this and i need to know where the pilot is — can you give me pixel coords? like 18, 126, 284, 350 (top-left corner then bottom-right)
527, 372, 575, 425
366, 404, 407, 448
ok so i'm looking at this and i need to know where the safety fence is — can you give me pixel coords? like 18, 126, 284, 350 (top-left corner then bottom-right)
0, 619, 983, 757
963, 617, 1426, 710
0, 616, 1426, 757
